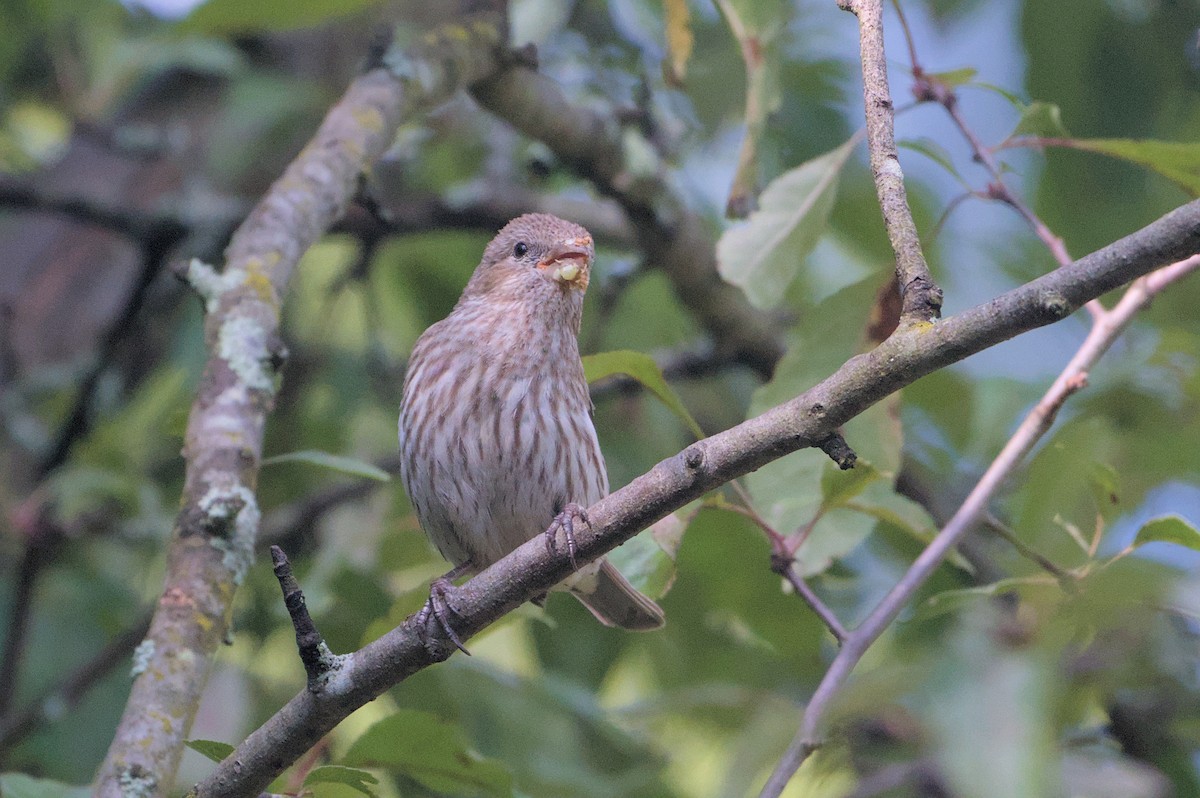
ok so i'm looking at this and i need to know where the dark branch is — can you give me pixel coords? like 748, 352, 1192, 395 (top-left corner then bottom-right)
271, 547, 341, 689
0, 611, 153, 755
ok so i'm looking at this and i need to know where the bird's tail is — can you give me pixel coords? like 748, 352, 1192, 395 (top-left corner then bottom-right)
570, 559, 664, 631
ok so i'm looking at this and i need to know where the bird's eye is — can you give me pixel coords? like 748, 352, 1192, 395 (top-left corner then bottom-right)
513, 242, 528, 258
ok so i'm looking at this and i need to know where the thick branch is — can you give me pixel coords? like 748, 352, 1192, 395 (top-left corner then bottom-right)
193, 199, 1200, 798
470, 67, 785, 377
92, 16, 509, 798
840, 0, 942, 322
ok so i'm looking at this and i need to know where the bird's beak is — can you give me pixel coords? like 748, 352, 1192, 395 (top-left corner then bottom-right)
538, 235, 593, 291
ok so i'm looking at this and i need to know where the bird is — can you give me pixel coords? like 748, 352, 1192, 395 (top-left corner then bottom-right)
398, 213, 665, 650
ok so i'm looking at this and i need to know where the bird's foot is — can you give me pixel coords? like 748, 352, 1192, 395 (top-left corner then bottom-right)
545, 502, 591, 571
416, 576, 470, 657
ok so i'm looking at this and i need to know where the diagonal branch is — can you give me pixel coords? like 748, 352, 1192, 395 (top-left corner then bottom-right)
759, 252, 1200, 796
92, 13, 510, 798
192, 199, 1200, 798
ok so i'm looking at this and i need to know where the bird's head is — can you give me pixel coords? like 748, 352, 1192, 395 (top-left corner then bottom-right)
464, 214, 595, 304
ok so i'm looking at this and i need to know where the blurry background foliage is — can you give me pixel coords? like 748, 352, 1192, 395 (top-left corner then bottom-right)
1, 0, 1199, 796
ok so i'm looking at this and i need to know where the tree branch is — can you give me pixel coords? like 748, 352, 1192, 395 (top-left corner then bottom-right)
192, 199, 1200, 798
92, 13, 509, 797
759, 252, 1200, 796
0, 611, 153, 756
470, 67, 786, 377
839, 0, 942, 323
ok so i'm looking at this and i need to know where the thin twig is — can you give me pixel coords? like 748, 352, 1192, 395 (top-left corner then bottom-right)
720, 485, 849, 642
774, 560, 849, 643
982, 513, 1075, 585
271, 546, 342, 689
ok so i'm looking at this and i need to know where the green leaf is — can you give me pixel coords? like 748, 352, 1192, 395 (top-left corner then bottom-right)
926, 66, 978, 87
975, 81, 1024, 108
898, 137, 967, 185
185, 739, 234, 763
819, 460, 881, 509
344, 709, 514, 797
911, 577, 1058, 623
1132, 514, 1200, 551
1009, 100, 1071, 139
744, 278, 902, 575
605, 504, 697, 599
0, 774, 90, 798
922, 603, 1057, 798
717, 139, 856, 309
714, 0, 787, 217
662, 0, 693, 86
304, 765, 380, 797
583, 350, 704, 438
262, 450, 392, 481
181, 0, 388, 34
1066, 138, 1200, 197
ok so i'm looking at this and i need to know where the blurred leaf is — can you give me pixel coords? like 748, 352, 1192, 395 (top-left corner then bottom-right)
717, 139, 856, 308
662, 0, 693, 86
1061, 753, 1171, 798
1132, 514, 1200, 551
923, 604, 1057, 798
185, 739, 234, 763
344, 709, 514, 797
304, 765, 380, 797
583, 350, 704, 438
399, 661, 674, 797
606, 505, 697, 599
820, 459, 881, 509
262, 450, 391, 481
1009, 100, 1071, 139
899, 137, 967, 185
0, 774, 90, 798
181, 0, 388, 33
975, 81, 1024, 107
911, 577, 1059, 623
77, 368, 190, 471
745, 277, 908, 575
927, 66, 978, 87
1061, 139, 1200, 197
714, 0, 786, 216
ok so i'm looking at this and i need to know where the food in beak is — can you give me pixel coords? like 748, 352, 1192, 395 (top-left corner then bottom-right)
539, 236, 593, 287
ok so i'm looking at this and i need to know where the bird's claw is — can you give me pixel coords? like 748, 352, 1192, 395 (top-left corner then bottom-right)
416, 577, 470, 657
545, 502, 590, 570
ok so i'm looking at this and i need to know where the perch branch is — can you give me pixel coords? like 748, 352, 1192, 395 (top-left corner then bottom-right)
193, 199, 1200, 798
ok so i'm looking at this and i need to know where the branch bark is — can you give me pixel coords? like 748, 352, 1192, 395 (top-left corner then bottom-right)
840, 0, 942, 323
92, 14, 509, 797
192, 199, 1200, 798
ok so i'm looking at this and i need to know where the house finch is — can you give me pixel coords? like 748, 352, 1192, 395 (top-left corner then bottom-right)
398, 213, 664, 649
